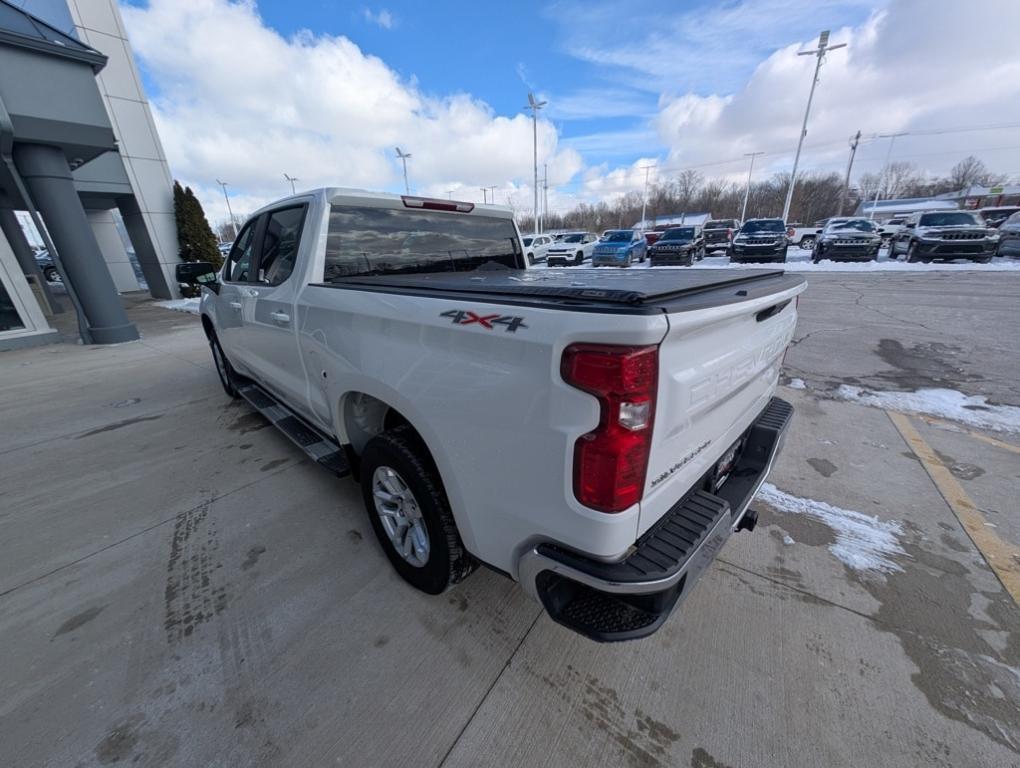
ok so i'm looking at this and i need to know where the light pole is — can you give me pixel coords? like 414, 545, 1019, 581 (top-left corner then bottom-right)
480, 187, 489, 204
781, 30, 847, 223
215, 179, 235, 238
869, 132, 908, 220
639, 164, 655, 230
284, 173, 298, 195
487, 186, 498, 207
394, 147, 411, 194
741, 152, 763, 222
524, 92, 546, 235
446, 189, 455, 200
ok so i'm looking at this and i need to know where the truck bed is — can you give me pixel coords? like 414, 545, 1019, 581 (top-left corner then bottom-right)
316, 268, 803, 314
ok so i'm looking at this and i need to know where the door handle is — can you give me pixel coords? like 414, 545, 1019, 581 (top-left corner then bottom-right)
229, 301, 242, 310
244, 288, 260, 298
270, 311, 290, 324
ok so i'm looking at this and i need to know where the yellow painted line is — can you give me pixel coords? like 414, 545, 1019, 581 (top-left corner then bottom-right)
916, 414, 1020, 456
888, 410, 1020, 606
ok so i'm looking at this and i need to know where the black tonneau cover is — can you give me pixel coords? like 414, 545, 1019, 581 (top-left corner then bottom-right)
320, 268, 801, 312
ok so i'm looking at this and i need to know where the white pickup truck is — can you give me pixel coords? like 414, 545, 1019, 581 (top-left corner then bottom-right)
177, 188, 805, 642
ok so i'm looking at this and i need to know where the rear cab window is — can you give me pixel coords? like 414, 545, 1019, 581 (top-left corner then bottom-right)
323, 205, 522, 280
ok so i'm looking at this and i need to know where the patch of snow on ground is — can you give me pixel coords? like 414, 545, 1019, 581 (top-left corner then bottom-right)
756, 483, 906, 573
787, 377, 807, 390
836, 385, 1020, 435
156, 298, 201, 315
782, 534, 795, 546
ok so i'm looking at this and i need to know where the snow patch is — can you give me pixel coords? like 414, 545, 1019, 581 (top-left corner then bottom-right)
835, 385, 1020, 435
787, 377, 807, 390
757, 483, 906, 573
782, 534, 795, 546
156, 298, 201, 315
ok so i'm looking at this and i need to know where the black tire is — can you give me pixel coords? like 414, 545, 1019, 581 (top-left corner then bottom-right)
906, 242, 921, 263
527, 252, 535, 265
360, 426, 476, 594
974, 256, 993, 264
209, 332, 240, 398
43, 266, 60, 283
575, 251, 584, 265
799, 236, 815, 250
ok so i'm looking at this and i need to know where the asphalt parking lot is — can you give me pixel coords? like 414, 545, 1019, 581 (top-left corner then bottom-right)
2, 271, 1019, 768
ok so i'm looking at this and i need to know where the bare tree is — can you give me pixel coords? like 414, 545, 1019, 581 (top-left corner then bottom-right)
948, 156, 991, 191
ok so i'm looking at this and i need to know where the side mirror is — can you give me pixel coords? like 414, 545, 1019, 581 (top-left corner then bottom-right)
176, 261, 220, 293
815, 229, 823, 235
905, 222, 916, 229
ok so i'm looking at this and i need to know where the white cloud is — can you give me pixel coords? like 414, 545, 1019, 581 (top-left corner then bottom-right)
122, 0, 577, 224
570, 1, 1020, 201
362, 7, 395, 30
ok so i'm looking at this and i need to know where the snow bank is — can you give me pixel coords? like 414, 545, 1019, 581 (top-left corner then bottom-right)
757, 483, 906, 573
786, 377, 807, 390
835, 385, 1020, 435
155, 298, 201, 315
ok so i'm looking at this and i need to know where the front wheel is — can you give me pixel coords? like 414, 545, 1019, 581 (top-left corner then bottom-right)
527, 252, 535, 265
906, 243, 921, 263
799, 236, 815, 250
209, 333, 240, 399
360, 426, 476, 594
575, 251, 584, 265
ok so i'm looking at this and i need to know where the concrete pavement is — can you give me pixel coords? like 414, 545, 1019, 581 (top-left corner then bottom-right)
1, 275, 1018, 767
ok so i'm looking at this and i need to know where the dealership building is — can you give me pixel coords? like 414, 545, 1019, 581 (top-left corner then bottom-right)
0, 0, 179, 350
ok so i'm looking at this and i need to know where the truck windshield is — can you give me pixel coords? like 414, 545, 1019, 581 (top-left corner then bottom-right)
660, 228, 695, 241
918, 212, 980, 227
703, 220, 734, 229
742, 220, 785, 233
324, 205, 521, 279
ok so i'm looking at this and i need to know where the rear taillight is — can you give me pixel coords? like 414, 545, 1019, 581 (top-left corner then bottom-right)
561, 343, 658, 512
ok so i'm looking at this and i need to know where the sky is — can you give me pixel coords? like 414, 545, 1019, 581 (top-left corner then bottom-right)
117, 0, 1020, 226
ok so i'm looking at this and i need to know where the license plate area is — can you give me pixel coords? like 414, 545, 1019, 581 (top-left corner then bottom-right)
709, 437, 745, 492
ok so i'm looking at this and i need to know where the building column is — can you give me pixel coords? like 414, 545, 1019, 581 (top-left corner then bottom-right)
0, 206, 62, 313
86, 209, 140, 293
117, 195, 177, 300
14, 143, 138, 344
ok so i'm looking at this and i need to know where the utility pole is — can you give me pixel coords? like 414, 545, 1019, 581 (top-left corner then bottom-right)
837, 130, 861, 216
541, 165, 549, 232
480, 187, 489, 204
869, 132, 908, 220
215, 179, 235, 238
486, 186, 498, 209
394, 147, 411, 194
782, 30, 847, 222
639, 164, 655, 231
740, 152, 763, 222
284, 173, 299, 195
524, 92, 547, 235
446, 189, 455, 200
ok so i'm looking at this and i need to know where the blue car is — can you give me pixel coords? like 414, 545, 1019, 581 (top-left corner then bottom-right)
591, 229, 647, 267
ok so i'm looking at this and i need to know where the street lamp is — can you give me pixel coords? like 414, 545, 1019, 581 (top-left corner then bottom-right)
741, 152, 763, 222
395, 147, 412, 194
523, 92, 546, 235
781, 30, 847, 222
868, 132, 908, 220
639, 164, 655, 230
215, 178, 235, 237
284, 173, 299, 195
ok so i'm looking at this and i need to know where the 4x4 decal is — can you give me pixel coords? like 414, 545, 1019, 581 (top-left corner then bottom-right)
440, 309, 528, 333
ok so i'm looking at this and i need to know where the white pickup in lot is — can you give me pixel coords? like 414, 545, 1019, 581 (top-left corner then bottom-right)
179, 188, 806, 641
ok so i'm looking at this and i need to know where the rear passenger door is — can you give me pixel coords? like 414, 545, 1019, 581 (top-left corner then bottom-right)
240, 204, 313, 416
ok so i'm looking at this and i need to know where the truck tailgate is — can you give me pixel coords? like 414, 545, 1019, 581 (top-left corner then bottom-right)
639, 277, 805, 535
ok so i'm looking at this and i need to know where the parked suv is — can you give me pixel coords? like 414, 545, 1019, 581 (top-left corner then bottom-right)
702, 219, 739, 253
592, 229, 648, 267
729, 219, 788, 263
648, 226, 705, 266
546, 232, 599, 266
522, 234, 554, 264
993, 211, 1020, 258
888, 211, 998, 263
811, 218, 882, 262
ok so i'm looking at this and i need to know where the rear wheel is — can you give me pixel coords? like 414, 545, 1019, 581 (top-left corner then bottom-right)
360, 426, 476, 594
209, 333, 240, 399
